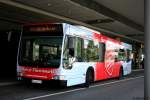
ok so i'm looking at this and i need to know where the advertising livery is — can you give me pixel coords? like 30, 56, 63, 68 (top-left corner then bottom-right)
17, 23, 132, 87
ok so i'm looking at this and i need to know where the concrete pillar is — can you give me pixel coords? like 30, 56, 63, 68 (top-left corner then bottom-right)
145, 0, 150, 99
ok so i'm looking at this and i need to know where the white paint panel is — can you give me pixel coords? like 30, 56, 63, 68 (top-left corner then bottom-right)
60, 62, 96, 86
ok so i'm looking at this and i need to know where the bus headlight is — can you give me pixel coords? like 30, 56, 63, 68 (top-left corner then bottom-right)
52, 76, 59, 80
52, 75, 65, 80
17, 72, 23, 76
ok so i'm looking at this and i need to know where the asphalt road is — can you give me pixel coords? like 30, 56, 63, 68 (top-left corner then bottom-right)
0, 70, 144, 100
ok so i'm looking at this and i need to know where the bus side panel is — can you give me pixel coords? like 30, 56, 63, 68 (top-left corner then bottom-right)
95, 62, 122, 81
61, 62, 96, 86
112, 62, 121, 78
95, 62, 108, 81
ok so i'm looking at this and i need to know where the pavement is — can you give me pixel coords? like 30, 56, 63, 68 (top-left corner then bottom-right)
0, 77, 19, 87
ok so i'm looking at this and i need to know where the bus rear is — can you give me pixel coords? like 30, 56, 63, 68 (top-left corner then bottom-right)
17, 23, 66, 85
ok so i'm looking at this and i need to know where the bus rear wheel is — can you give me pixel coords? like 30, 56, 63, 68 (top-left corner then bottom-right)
118, 67, 124, 80
84, 69, 94, 87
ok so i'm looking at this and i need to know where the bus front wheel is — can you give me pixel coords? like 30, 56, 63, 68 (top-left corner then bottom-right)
84, 69, 94, 87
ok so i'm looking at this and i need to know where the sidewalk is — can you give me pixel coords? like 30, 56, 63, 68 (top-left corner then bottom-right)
0, 77, 19, 87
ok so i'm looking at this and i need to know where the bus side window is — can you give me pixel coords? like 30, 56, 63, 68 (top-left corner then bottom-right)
99, 43, 105, 62
75, 37, 83, 62
118, 49, 126, 61
126, 49, 131, 62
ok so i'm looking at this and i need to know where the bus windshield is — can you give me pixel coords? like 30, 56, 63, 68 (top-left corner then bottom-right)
19, 36, 63, 68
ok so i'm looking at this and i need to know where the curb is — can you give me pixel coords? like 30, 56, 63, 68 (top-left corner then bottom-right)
132, 69, 144, 72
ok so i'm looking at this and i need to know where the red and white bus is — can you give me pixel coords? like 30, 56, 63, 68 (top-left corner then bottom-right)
17, 23, 132, 87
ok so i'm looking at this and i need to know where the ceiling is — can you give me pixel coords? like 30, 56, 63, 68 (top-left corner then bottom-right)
0, 0, 144, 44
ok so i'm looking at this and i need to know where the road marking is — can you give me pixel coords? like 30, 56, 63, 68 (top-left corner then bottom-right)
24, 88, 86, 100
90, 76, 144, 88
24, 76, 144, 100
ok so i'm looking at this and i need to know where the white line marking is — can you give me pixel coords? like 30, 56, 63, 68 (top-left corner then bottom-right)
24, 88, 86, 100
24, 76, 144, 100
90, 76, 144, 88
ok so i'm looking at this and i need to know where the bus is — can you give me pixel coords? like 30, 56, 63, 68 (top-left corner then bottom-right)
17, 23, 132, 87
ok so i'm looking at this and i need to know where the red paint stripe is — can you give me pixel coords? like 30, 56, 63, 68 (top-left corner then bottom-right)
19, 66, 58, 80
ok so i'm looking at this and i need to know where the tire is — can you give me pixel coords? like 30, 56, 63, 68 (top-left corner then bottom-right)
84, 69, 94, 87
118, 67, 124, 80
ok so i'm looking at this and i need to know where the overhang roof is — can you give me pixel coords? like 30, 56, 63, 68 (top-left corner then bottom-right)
0, 0, 144, 44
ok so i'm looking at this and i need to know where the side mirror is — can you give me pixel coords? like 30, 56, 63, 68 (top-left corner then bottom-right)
68, 37, 75, 57
68, 37, 75, 49
69, 48, 74, 57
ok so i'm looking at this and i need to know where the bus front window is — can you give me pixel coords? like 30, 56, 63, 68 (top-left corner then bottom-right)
19, 37, 63, 68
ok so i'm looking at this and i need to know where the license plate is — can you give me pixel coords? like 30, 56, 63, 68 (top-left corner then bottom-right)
31, 79, 42, 84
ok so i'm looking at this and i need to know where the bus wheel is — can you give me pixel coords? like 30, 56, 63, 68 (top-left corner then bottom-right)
84, 69, 94, 88
119, 67, 124, 80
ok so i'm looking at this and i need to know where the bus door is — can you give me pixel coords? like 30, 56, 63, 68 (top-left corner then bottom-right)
104, 41, 118, 78
95, 43, 106, 80
62, 36, 87, 86
119, 49, 132, 75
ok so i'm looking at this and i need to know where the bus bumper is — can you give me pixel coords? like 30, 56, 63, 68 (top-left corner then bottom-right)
18, 77, 67, 87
